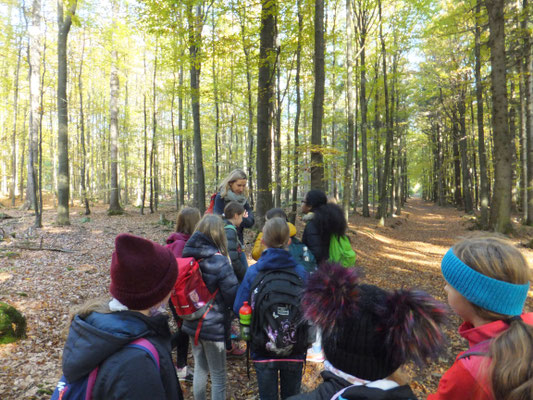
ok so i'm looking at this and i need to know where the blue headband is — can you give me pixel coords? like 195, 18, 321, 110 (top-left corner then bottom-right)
441, 248, 530, 316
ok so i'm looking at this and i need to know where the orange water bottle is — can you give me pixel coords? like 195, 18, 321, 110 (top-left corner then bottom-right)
239, 301, 252, 341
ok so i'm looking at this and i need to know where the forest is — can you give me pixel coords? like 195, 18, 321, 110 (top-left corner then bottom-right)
0, 0, 531, 232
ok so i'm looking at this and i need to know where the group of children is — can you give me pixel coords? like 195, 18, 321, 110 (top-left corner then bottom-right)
54, 171, 533, 400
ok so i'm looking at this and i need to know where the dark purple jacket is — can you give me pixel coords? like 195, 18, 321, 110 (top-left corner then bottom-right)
165, 232, 190, 258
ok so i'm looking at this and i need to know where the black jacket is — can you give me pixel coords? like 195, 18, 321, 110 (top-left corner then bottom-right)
288, 371, 417, 400
214, 193, 254, 243
182, 231, 239, 342
61, 310, 183, 400
224, 220, 246, 282
302, 216, 330, 264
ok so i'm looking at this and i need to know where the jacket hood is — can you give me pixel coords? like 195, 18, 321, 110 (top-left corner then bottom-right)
255, 248, 298, 271
61, 311, 155, 382
166, 232, 190, 245
182, 231, 221, 259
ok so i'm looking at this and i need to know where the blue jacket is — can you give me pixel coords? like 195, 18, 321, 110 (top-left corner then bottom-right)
182, 231, 239, 342
61, 310, 183, 400
213, 193, 254, 243
233, 248, 308, 360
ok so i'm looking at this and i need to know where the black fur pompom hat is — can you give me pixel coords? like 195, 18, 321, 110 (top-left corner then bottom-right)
302, 262, 449, 380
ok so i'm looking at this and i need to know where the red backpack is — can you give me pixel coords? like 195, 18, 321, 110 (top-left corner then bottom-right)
204, 193, 217, 215
170, 257, 219, 344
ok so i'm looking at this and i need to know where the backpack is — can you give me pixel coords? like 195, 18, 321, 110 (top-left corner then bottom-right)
288, 237, 318, 273
170, 257, 219, 345
204, 193, 217, 215
329, 235, 356, 267
249, 268, 309, 357
51, 338, 159, 400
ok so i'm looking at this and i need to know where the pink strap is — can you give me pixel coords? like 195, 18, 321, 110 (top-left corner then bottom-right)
85, 367, 99, 400
129, 338, 160, 368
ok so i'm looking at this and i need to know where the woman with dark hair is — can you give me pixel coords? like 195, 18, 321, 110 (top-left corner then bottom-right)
301, 189, 348, 265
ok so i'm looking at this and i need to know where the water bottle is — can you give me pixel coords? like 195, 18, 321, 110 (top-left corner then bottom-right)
239, 301, 252, 341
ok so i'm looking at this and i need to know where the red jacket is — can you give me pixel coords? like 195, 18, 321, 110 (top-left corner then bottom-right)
428, 312, 533, 400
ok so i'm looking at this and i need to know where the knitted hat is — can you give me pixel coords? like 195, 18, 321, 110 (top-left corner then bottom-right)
110, 233, 178, 310
302, 262, 448, 381
441, 247, 529, 316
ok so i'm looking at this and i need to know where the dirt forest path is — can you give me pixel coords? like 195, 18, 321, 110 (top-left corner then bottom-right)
1, 197, 532, 399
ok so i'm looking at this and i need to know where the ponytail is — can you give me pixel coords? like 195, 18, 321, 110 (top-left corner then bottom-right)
490, 318, 533, 400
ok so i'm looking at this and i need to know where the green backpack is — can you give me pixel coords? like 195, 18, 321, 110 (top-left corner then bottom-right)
329, 235, 356, 267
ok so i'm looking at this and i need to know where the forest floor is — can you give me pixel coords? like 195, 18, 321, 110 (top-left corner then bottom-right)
1, 197, 533, 399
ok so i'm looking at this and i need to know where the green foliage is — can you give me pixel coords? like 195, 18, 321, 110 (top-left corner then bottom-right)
0, 302, 26, 344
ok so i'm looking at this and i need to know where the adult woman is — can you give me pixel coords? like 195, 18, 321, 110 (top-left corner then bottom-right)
301, 189, 348, 265
213, 169, 254, 245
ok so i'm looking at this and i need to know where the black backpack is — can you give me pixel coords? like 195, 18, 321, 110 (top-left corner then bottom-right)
249, 268, 309, 357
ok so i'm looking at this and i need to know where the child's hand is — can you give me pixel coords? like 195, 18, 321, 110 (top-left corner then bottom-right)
243, 210, 249, 219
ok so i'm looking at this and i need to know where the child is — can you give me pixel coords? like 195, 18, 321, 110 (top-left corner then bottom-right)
181, 214, 239, 400
234, 217, 309, 400
429, 237, 533, 400
56, 233, 183, 400
288, 262, 448, 399
223, 201, 247, 282
165, 206, 201, 382
252, 208, 298, 261
166, 206, 201, 258
223, 201, 247, 358
301, 189, 351, 265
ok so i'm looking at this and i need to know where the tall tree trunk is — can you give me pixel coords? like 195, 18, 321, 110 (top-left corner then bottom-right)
141, 90, 147, 214
57, 0, 76, 225
290, 0, 302, 225
11, 40, 22, 206
342, 0, 355, 219
188, 4, 206, 213
26, 0, 40, 223
212, 11, 220, 185
458, 89, 473, 213
311, 0, 325, 190
256, 0, 277, 227
108, 1, 122, 214
360, 42, 369, 217
179, 64, 185, 207
377, 0, 391, 224
524, 0, 533, 224
486, 0, 513, 232
171, 69, 179, 210
452, 117, 462, 206
274, 65, 282, 208
475, 2, 489, 228
78, 31, 90, 215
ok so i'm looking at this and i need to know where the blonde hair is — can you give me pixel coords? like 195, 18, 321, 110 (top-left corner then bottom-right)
195, 214, 229, 257
219, 169, 248, 198
176, 207, 201, 235
263, 217, 290, 249
454, 237, 533, 400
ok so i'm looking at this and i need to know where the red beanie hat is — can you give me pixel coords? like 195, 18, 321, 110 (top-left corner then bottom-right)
109, 233, 178, 310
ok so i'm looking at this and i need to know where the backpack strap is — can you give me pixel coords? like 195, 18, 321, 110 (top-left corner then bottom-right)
225, 224, 237, 232
193, 289, 219, 346
85, 338, 160, 400
457, 339, 491, 360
